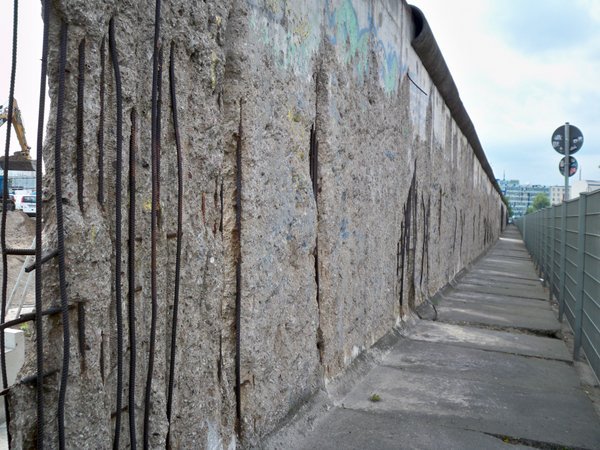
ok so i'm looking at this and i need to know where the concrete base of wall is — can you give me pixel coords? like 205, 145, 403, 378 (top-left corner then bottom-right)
0, 329, 25, 423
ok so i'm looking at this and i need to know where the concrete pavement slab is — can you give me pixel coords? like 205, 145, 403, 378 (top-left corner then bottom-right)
467, 268, 540, 282
294, 408, 536, 450
459, 274, 541, 288
486, 252, 531, 260
382, 340, 581, 393
403, 321, 571, 361
440, 290, 553, 310
453, 282, 547, 301
472, 262, 538, 277
334, 342, 600, 449
436, 298, 560, 333
475, 255, 536, 265
294, 338, 599, 450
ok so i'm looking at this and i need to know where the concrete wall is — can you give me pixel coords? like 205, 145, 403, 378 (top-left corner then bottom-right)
9, 0, 504, 448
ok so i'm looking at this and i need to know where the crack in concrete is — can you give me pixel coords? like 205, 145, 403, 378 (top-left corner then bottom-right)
482, 431, 587, 450
433, 318, 561, 339
404, 335, 573, 365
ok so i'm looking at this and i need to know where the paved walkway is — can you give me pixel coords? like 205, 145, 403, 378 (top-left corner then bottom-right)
280, 226, 600, 449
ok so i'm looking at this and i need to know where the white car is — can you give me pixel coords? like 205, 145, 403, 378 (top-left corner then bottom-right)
11, 190, 34, 210
20, 195, 36, 216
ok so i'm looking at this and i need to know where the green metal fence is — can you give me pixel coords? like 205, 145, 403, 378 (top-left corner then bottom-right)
516, 190, 600, 382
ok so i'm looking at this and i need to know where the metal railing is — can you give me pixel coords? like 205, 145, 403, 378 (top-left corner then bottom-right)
516, 190, 600, 381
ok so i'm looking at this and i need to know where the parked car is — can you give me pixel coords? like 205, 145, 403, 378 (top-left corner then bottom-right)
21, 195, 36, 216
11, 190, 34, 211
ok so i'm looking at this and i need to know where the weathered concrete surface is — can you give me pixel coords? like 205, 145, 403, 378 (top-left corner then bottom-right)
435, 297, 559, 333
404, 321, 570, 361
294, 339, 600, 449
275, 226, 600, 449
8, 0, 505, 448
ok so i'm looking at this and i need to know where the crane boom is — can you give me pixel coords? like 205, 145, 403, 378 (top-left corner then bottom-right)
0, 98, 31, 160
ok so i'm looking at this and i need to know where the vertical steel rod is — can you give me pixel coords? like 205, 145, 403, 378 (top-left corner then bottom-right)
109, 17, 124, 450
127, 108, 137, 449
166, 41, 184, 447
55, 22, 71, 450
144, 1, 162, 447
234, 99, 243, 437
97, 37, 106, 206
34, 1, 51, 446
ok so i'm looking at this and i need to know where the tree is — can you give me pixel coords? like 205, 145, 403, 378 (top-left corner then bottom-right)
531, 193, 550, 212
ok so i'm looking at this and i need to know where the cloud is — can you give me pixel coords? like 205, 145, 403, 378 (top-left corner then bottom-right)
413, 0, 600, 186
487, 0, 598, 54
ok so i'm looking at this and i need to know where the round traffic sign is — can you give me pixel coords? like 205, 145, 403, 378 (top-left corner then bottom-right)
551, 125, 584, 155
559, 156, 578, 177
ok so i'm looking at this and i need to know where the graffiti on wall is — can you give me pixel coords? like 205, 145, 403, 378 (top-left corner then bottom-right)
248, 0, 408, 94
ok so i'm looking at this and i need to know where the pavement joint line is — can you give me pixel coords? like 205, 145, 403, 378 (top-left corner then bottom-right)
460, 277, 540, 286
404, 335, 573, 365
432, 318, 561, 339
481, 431, 589, 450
438, 298, 553, 313
334, 404, 590, 450
468, 271, 541, 281
457, 281, 544, 292
438, 289, 552, 304
372, 363, 584, 400
459, 276, 541, 285
451, 287, 548, 302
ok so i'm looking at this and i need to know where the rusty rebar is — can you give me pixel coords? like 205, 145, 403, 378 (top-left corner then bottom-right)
55, 21, 71, 450
76, 38, 86, 213
109, 17, 124, 450
166, 40, 184, 446
144, 1, 162, 447
34, 1, 51, 446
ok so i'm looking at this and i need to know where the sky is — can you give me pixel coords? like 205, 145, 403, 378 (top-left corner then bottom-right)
1, 1, 600, 187
412, 0, 600, 186
0, 1, 45, 165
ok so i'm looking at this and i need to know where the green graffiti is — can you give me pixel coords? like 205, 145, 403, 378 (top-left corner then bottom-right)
383, 53, 399, 93
247, 0, 404, 94
334, 0, 370, 77
249, 1, 321, 74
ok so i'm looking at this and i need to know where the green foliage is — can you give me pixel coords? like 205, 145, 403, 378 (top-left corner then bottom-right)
369, 393, 381, 402
531, 193, 550, 211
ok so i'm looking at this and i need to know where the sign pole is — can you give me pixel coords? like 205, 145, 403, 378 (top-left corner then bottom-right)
564, 122, 570, 201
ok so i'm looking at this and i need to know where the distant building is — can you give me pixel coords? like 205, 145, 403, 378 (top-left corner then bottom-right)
0, 156, 36, 191
497, 179, 550, 217
550, 185, 567, 205
571, 180, 600, 198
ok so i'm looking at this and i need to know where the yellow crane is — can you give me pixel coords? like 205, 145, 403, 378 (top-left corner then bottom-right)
0, 98, 31, 160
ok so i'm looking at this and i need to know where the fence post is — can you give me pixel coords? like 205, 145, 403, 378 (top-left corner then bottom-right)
541, 209, 547, 285
558, 201, 567, 322
549, 206, 555, 301
532, 213, 540, 270
573, 193, 588, 360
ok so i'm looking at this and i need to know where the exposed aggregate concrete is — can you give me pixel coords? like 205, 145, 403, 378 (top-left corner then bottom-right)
8, 1, 504, 448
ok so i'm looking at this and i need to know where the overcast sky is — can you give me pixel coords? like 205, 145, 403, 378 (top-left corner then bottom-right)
412, 0, 600, 186
2, 1, 600, 187
0, 1, 44, 166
